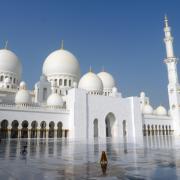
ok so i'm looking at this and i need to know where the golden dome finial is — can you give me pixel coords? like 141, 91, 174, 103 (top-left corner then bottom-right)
61, 40, 64, 49
4, 40, 8, 49
89, 65, 93, 72
102, 66, 105, 72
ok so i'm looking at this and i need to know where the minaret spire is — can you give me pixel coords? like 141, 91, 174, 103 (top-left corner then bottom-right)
164, 14, 169, 27
164, 15, 175, 58
164, 16, 180, 135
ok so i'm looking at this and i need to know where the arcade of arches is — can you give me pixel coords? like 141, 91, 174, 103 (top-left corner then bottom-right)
0, 119, 68, 139
143, 124, 173, 136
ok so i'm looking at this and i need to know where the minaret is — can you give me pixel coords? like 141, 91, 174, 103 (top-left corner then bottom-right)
164, 15, 180, 135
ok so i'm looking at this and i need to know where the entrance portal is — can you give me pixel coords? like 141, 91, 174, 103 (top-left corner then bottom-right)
105, 113, 115, 137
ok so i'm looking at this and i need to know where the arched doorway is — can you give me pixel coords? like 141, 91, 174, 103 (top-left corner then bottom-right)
40, 121, 46, 138
0, 120, 8, 138
151, 125, 154, 136
49, 121, 55, 138
159, 125, 161, 135
155, 125, 158, 135
31, 121, 38, 138
169, 125, 171, 135
143, 124, 146, 136
165, 125, 168, 135
11, 120, 19, 138
105, 113, 115, 137
147, 125, 150, 136
162, 125, 165, 135
93, 119, 98, 137
57, 122, 63, 138
123, 120, 127, 137
21, 120, 28, 138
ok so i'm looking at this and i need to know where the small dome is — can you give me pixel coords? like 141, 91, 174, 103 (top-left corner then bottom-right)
112, 87, 117, 93
78, 72, 103, 93
47, 93, 63, 108
140, 92, 145, 98
97, 71, 115, 89
143, 104, 153, 115
19, 81, 27, 89
0, 49, 22, 79
42, 49, 80, 80
155, 105, 167, 116
15, 89, 31, 105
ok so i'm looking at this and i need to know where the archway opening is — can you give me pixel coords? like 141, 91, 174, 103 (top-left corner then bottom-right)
143, 124, 146, 136
57, 122, 63, 138
169, 125, 172, 135
155, 125, 158, 135
31, 121, 38, 138
159, 125, 161, 135
147, 125, 150, 136
93, 119, 98, 137
49, 121, 55, 138
105, 113, 115, 137
162, 125, 165, 135
11, 120, 19, 138
151, 125, 154, 136
21, 120, 28, 138
123, 120, 127, 137
40, 121, 46, 138
0, 120, 8, 138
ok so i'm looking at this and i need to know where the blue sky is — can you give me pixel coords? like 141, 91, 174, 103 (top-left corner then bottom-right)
0, 0, 180, 108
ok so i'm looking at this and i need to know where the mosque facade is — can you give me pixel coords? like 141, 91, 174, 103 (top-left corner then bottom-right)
0, 17, 179, 142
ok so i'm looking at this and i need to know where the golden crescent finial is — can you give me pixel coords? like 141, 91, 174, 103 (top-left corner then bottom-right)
61, 40, 64, 49
102, 66, 105, 72
89, 65, 93, 72
4, 40, 8, 49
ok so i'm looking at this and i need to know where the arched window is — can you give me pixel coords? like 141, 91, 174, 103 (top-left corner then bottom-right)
0, 76, 3, 81
13, 78, 16, 83
64, 79, 67, 86
69, 80, 71, 86
59, 79, 62, 86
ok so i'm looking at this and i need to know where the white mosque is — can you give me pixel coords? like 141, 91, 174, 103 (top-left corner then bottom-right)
0, 17, 179, 142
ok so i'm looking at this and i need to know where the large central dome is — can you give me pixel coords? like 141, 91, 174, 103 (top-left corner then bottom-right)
0, 49, 22, 79
42, 49, 81, 80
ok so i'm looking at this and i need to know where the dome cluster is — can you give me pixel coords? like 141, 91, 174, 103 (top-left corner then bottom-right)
142, 104, 168, 116
78, 70, 116, 95
78, 71, 103, 94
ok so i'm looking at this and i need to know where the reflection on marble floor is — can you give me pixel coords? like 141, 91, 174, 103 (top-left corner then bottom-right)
0, 136, 179, 180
